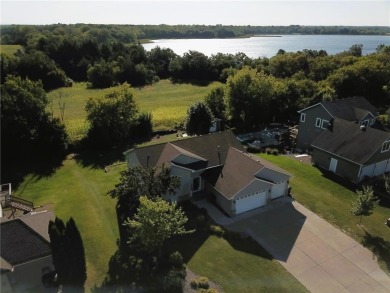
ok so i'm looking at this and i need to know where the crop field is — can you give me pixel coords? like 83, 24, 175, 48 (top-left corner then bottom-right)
0, 44, 22, 56
48, 80, 222, 142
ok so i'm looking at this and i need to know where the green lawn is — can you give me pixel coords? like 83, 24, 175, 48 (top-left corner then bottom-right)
187, 235, 308, 292
0, 44, 22, 56
259, 153, 390, 273
14, 155, 126, 291
48, 80, 221, 142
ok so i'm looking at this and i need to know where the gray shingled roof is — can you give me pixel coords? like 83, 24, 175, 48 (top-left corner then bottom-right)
320, 97, 378, 121
1, 219, 51, 266
128, 131, 244, 169
312, 119, 390, 164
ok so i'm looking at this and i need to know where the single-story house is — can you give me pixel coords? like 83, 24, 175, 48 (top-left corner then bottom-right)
311, 118, 390, 183
1, 211, 55, 293
124, 131, 291, 216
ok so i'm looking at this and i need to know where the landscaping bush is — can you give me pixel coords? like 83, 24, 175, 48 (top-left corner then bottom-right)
196, 214, 207, 228
190, 278, 198, 289
271, 148, 279, 155
265, 148, 272, 154
168, 251, 184, 268
197, 276, 210, 289
159, 267, 185, 293
209, 225, 225, 237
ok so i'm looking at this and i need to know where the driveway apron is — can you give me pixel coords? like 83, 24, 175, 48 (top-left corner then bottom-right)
195, 197, 390, 293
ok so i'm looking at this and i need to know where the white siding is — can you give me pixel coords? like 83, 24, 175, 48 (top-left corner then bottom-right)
235, 191, 267, 214
271, 182, 288, 199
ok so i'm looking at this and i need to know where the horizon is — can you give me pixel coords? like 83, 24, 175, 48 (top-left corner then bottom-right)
1, 1, 389, 27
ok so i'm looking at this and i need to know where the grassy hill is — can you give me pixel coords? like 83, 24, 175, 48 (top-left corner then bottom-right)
48, 80, 222, 142
0, 44, 22, 56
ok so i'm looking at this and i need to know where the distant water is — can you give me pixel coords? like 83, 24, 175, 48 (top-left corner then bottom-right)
143, 35, 390, 58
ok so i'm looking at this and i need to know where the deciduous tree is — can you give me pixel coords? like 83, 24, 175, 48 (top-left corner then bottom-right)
351, 186, 379, 225
125, 196, 193, 255
185, 102, 213, 135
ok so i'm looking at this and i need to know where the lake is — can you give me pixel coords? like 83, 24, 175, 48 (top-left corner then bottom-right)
143, 35, 390, 58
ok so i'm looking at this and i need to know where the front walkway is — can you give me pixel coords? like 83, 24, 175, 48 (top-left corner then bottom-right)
195, 197, 390, 293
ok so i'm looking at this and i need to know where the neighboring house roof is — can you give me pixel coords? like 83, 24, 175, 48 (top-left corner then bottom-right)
311, 119, 390, 165
213, 148, 290, 199
126, 131, 245, 170
299, 97, 378, 121
1, 219, 51, 267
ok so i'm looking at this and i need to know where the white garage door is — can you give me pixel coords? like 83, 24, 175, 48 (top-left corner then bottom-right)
235, 191, 267, 215
271, 182, 287, 199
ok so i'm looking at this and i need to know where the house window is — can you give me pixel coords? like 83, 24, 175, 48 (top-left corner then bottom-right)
192, 177, 201, 192
315, 118, 321, 128
300, 113, 306, 123
382, 140, 390, 152
321, 120, 329, 129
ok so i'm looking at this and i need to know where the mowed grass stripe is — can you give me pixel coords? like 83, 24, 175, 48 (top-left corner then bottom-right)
14, 158, 124, 290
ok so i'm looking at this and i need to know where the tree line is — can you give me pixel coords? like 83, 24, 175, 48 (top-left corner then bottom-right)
1, 24, 389, 45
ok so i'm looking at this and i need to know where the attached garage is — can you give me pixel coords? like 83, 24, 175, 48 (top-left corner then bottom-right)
270, 182, 288, 199
235, 191, 267, 214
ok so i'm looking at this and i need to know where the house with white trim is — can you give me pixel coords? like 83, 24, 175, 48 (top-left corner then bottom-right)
124, 131, 291, 216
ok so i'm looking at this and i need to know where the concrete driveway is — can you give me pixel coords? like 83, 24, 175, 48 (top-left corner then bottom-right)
195, 197, 390, 293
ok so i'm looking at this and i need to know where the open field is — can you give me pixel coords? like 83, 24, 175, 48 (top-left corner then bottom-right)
48, 80, 222, 142
259, 153, 390, 274
0, 44, 22, 56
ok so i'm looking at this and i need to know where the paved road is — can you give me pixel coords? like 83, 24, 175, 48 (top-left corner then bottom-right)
195, 197, 390, 293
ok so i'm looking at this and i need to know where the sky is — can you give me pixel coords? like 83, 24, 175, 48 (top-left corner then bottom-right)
1, 0, 389, 26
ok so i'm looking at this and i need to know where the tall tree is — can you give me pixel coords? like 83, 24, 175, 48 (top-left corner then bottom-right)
204, 86, 227, 120
1, 76, 68, 161
351, 186, 380, 225
108, 165, 180, 244
125, 196, 193, 256
185, 102, 213, 135
85, 83, 138, 148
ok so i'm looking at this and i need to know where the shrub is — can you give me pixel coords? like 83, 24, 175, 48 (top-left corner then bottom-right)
271, 148, 279, 155
168, 251, 184, 268
196, 215, 207, 228
190, 278, 198, 289
209, 225, 225, 237
265, 148, 272, 154
160, 268, 185, 293
197, 277, 209, 289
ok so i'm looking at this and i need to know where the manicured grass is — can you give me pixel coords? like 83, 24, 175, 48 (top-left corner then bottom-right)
259, 153, 390, 272
14, 155, 126, 291
187, 235, 308, 292
0, 44, 22, 56
48, 80, 221, 142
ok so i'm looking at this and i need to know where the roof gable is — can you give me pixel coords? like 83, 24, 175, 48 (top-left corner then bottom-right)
213, 148, 290, 199
312, 118, 390, 164
299, 97, 378, 122
128, 131, 244, 170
